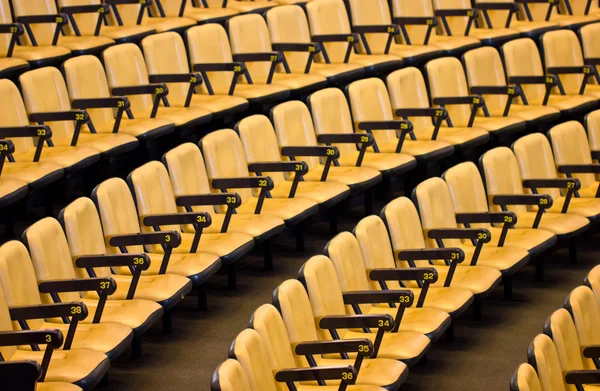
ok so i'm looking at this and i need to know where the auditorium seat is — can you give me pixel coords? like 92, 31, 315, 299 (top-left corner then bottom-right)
544, 308, 593, 374
305, 0, 404, 75
149, 0, 239, 24
0, 80, 100, 175
381, 197, 502, 303
227, 14, 328, 95
270, 101, 384, 194
515, 0, 597, 29
0, 360, 82, 391
102, 44, 214, 130
0, 0, 71, 68
387, 0, 481, 56
462, 47, 561, 128
265, 5, 365, 84
347, 78, 456, 162
186, 24, 291, 105
443, 162, 557, 255
92, 177, 223, 308
62, 55, 177, 142
235, 115, 352, 209
162, 142, 286, 271
541, 29, 600, 100
141, 32, 249, 119
479, 147, 591, 239
569, 0, 600, 16
19, 67, 140, 158
105, 1, 196, 33
251, 303, 410, 388
228, 328, 384, 391
325, 230, 452, 340
430, 0, 520, 46
385, 68, 491, 150
564, 285, 600, 370
501, 38, 598, 117
578, 23, 600, 69
21, 219, 163, 340
0, 162, 28, 209
0, 280, 110, 389
59, 197, 193, 311
308, 88, 418, 175
211, 359, 252, 391
0, 25, 29, 77
345, 0, 443, 66
57, 0, 156, 44
425, 57, 528, 141
585, 265, 600, 304
512, 133, 600, 222
0, 240, 133, 361
413, 177, 530, 298
510, 363, 543, 391
11, 0, 114, 56
298, 255, 431, 365
586, 109, 600, 152
548, 120, 600, 198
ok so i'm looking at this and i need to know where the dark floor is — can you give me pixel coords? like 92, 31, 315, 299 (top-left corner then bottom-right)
96, 194, 599, 391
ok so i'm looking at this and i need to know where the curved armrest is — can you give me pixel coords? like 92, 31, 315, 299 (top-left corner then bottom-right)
275, 366, 356, 384
248, 161, 308, 175
491, 194, 553, 208
175, 193, 241, 208
38, 277, 116, 296
522, 178, 580, 191
74, 253, 150, 270
149, 73, 202, 86
395, 107, 448, 119
142, 211, 211, 228
111, 84, 168, 97
280, 145, 340, 159
0, 329, 63, 349
368, 267, 438, 284
311, 33, 359, 43
9, 302, 87, 322
71, 97, 129, 110
232, 52, 284, 64
433, 95, 485, 106
455, 211, 517, 225
212, 176, 274, 191
295, 338, 373, 357
342, 290, 414, 306
319, 314, 395, 331
108, 231, 182, 248
557, 164, 600, 174
272, 42, 320, 53
427, 227, 491, 242
317, 133, 374, 146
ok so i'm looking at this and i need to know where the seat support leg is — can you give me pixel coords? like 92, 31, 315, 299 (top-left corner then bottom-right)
364, 188, 373, 216
329, 207, 338, 235
296, 225, 305, 252
198, 284, 208, 311
535, 256, 545, 282
444, 322, 454, 343
569, 238, 578, 264
162, 310, 172, 334
99, 373, 109, 387
472, 297, 482, 320
263, 240, 273, 270
228, 264, 237, 290
503, 276, 513, 301
131, 337, 142, 359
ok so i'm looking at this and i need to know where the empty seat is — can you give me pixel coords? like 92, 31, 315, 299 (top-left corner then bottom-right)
265, 5, 365, 84
501, 38, 598, 117
578, 23, 600, 69
227, 14, 328, 95
105, 1, 195, 33
388, 0, 481, 56
462, 46, 561, 127
0, 240, 133, 361
443, 162, 557, 254
308, 88, 418, 176
59, 197, 193, 310
587, 109, 600, 152
564, 285, 600, 370
0, 20, 29, 78
381, 197, 501, 301
102, 43, 213, 129
251, 303, 409, 388
271, 100, 384, 193
141, 32, 249, 119
541, 29, 600, 99
385, 67, 490, 150
510, 363, 542, 391
347, 78, 455, 162
431, 0, 520, 46
0, 0, 71, 68
298, 255, 431, 365
515, 0, 597, 29
236, 114, 352, 209
62, 55, 177, 142
20, 67, 139, 158
512, 133, 600, 222
186, 24, 290, 105
305, 0, 404, 75
0, 278, 110, 389
568, 0, 600, 16
548, 120, 600, 198
150, 0, 239, 24
57, 0, 156, 44
345, 0, 443, 66
479, 146, 591, 238
425, 57, 527, 140
544, 308, 593, 375
211, 359, 252, 391
0, 79, 100, 176
92, 177, 224, 305
325, 230, 452, 340
11, 0, 114, 55
585, 265, 600, 306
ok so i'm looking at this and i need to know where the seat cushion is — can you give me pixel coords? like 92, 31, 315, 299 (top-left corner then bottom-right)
460, 244, 529, 275
183, 7, 239, 22
165, 232, 254, 262
337, 151, 417, 175
380, 286, 474, 316
10, 348, 109, 386
471, 115, 526, 133
432, 125, 490, 146
310, 62, 364, 79
314, 356, 407, 388
13, 145, 99, 172
140, 16, 196, 32
237, 197, 319, 225
515, 210, 590, 237
138, 106, 213, 127
12, 45, 71, 62
53, 133, 138, 155
531, 94, 598, 113
0, 57, 29, 74
509, 20, 558, 34
469, 27, 520, 42
348, 53, 403, 69
182, 212, 285, 241
506, 104, 560, 123
388, 44, 440, 61
187, 94, 249, 116
271, 72, 327, 91
378, 139, 454, 160
367, 306, 451, 337
578, 182, 600, 198
426, 265, 502, 296
56, 35, 114, 52
0, 178, 28, 208
342, 330, 430, 364
270, 179, 351, 206
548, 196, 600, 218
79, 298, 162, 333
231, 83, 290, 100
2, 162, 63, 187
95, 117, 175, 140
127, 252, 222, 285
99, 25, 155, 41
428, 34, 480, 52
225, 0, 276, 13
38, 382, 83, 391
549, 14, 598, 28
486, 226, 556, 253
303, 165, 382, 188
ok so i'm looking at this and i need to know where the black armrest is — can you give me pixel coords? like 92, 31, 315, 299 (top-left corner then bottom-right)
319, 314, 395, 331
565, 370, 600, 385
433, 95, 485, 106
557, 164, 600, 174
275, 366, 356, 383
311, 33, 359, 43
60, 4, 109, 14
491, 194, 553, 208
9, 302, 87, 322
583, 345, 600, 358
175, 193, 241, 208
476, 2, 519, 11
357, 120, 413, 131
0, 140, 14, 157
316, 133, 374, 147
108, 231, 182, 248
295, 338, 373, 357
0, 329, 63, 349
71, 97, 130, 110
508, 75, 559, 86
148, 73, 202, 86
547, 65, 595, 76
16, 14, 68, 25
352, 24, 399, 34
111, 84, 168, 97
395, 107, 448, 120
0, 23, 23, 35
455, 211, 517, 225
427, 227, 491, 242
192, 62, 246, 73
522, 178, 580, 191
280, 145, 340, 159
74, 253, 150, 270
592, 150, 600, 160
212, 176, 274, 191
342, 290, 414, 306
28, 110, 89, 124
369, 267, 439, 284
397, 248, 465, 262
232, 52, 284, 64
434, 8, 478, 17
0, 125, 52, 140
585, 58, 600, 66
142, 211, 212, 228
272, 42, 320, 53
247, 161, 308, 175
38, 278, 116, 296
470, 85, 522, 97
393, 16, 437, 26
105, 0, 154, 4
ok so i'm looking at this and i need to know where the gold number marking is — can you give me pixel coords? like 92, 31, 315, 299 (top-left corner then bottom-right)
196, 215, 207, 223
133, 257, 144, 265
37, 129, 46, 136
99, 281, 110, 289
165, 234, 171, 242
503, 215, 513, 223
477, 232, 488, 240
258, 179, 268, 187
70, 306, 82, 315
539, 198, 549, 205
75, 113, 85, 121
226, 196, 237, 204
377, 319, 391, 327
